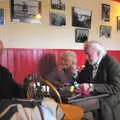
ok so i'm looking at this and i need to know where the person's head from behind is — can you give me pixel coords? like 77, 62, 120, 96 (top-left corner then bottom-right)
39, 53, 57, 78
62, 51, 77, 69
0, 40, 4, 56
84, 40, 107, 65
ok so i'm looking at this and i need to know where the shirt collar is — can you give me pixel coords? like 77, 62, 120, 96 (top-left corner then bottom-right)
89, 55, 103, 67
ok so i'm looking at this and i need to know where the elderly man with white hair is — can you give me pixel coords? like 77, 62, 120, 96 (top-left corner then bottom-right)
77, 40, 120, 120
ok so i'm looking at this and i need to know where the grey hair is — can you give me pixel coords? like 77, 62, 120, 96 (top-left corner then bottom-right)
84, 41, 107, 57
62, 51, 77, 65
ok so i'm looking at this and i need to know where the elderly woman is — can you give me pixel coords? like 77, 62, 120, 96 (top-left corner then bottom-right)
61, 51, 80, 86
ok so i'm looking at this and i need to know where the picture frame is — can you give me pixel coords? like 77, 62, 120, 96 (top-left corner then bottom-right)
75, 28, 89, 43
99, 25, 112, 38
101, 4, 110, 22
72, 7, 92, 28
117, 16, 120, 31
51, 0, 65, 10
50, 12, 66, 26
11, 0, 42, 24
0, 8, 5, 25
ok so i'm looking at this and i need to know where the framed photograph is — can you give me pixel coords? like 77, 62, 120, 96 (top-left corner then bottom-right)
117, 16, 120, 31
101, 4, 110, 22
100, 25, 112, 38
51, 0, 65, 10
50, 12, 66, 26
75, 28, 89, 43
11, 0, 42, 24
72, 7, 92, 28
0, 8, 5, 25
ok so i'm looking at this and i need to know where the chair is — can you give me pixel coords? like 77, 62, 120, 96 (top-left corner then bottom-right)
24, 73, 85, 120
60, 104, 84, 120
24, 73, 62, 103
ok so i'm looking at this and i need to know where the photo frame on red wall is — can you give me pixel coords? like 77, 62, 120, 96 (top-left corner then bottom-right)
11, 0, 42, 24
51, 0, 65, 10
75, 28, 89, 43
50, 12, 66, 26
0, 8, 5, 25
117, 16, 120, 31
72, 7, 92, 29
99, 25, 112, 38
101, 4, 110, 22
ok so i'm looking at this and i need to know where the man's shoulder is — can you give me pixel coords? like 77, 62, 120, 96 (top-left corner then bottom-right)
84, 61, 93, 69
103, 54, 119, 64
0, 65, 10, 73
102, 54, 120, 70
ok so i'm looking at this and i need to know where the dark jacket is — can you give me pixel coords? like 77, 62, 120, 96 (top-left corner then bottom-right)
77, 54, 120, 120
0, 65, 23, 100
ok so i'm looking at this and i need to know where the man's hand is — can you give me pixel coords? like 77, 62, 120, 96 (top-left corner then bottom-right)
79, 83, 89, 91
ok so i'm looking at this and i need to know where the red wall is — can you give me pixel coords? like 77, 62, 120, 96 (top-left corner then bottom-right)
0, 48, 120, 85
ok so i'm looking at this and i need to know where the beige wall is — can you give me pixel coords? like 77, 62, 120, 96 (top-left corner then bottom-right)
0, 0, 120, 50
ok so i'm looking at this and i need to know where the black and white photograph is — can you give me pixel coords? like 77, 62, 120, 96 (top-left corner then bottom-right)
51, 0, 65, 10
0, 8, 4, 25
117, 16, 120, 31
101, 4, 110, 22
50, 12, 66, 26
75, 28, 89, 43
11, 0, 42, 24
72, 7, 92, 28
100, 25, 112, 38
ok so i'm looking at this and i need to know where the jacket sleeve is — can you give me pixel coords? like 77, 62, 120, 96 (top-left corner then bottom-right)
76, 61, 93, 83
4, 68, 24, 98
94, 56, 120, 95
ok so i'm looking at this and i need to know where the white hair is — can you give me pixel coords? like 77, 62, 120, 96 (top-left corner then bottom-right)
62, 51, 77, 65
84, 41, 107, 57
